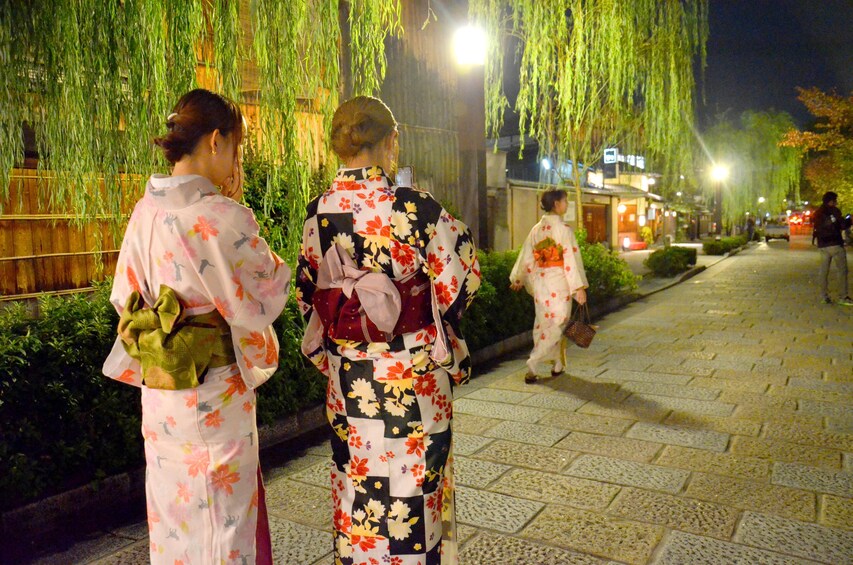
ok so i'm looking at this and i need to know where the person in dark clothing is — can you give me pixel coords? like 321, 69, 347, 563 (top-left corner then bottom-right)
812, 191, 852, 305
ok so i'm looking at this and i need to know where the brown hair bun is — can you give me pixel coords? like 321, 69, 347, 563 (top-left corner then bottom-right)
331, 96, 396, 160
153, 89, 243, 164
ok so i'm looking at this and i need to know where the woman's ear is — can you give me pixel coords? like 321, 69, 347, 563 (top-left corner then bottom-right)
208, 129, 221, 155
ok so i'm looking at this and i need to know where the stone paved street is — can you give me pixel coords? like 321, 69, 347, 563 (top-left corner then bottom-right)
34, 239, 853, 564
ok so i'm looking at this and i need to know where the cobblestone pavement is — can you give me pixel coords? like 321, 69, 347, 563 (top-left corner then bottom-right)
35, 239, 853, 564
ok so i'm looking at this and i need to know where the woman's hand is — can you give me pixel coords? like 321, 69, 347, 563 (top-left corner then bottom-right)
510, 281, 524, 292
574, 288, 587, 305
222, 148, 244, 202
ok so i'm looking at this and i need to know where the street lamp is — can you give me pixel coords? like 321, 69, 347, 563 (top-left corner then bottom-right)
454, 24, 488, 248
710, 163, 729, 235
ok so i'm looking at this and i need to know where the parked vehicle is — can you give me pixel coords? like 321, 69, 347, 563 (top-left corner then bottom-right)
764, 216, 790, 242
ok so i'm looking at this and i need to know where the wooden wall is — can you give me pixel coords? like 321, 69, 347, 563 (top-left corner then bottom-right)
0, 168, 135, 299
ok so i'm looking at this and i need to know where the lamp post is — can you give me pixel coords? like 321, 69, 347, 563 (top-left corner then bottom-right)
453, 24, 488, 249
711, 164, 729, 236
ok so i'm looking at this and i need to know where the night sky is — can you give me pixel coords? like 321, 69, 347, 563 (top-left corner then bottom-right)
700, 0, 853, 127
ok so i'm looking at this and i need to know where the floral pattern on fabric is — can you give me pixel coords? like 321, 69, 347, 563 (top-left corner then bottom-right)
297, 167, 479, 564
510, 214, 588, 375
103, 174, 290, 564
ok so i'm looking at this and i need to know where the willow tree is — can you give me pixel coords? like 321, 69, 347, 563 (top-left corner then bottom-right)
0, 0, 402, 261
470, 0, 708, 226
703, 110, 802, 227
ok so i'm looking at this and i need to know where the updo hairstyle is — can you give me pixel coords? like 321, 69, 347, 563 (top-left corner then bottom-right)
541, 189, 568, 212
153, 89, 243, 164
330, 96, 397, 160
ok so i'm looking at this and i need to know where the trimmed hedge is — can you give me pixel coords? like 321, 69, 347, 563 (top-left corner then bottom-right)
644, 247, 690, 277
703, 235, 748, 255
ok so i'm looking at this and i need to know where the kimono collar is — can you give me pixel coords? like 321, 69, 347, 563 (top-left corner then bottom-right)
335, 166, 394, 188
540, 213, 566, 225
145, 174, 220, 210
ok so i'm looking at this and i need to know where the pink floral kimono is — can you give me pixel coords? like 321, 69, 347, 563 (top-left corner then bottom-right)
297, 166, 480, 565
510, 213, 588, 375
103, 174, 290, 564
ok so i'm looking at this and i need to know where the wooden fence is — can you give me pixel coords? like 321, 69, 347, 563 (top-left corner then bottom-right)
0, 168, 137, 299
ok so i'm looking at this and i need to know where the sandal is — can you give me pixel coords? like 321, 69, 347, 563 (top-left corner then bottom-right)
524, 373, 538, 384
551, 368, 564, 377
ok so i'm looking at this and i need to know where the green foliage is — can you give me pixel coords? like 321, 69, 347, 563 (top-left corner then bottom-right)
461, 250, 535, 352
703, 111, 802, 225
470, 0, 709, 217
644, 247, 695, 277
703, 235, 748, 255
576, 230, 639, 303
639, 226, 654, 246
0, 281, 140, 510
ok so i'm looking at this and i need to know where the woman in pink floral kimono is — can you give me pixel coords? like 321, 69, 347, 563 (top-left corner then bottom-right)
103, 89, 290, 564
510, 189, 588, 383
297, 96, 480, 564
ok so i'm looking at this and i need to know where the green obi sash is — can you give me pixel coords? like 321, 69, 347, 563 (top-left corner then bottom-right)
118, 285, 236, 390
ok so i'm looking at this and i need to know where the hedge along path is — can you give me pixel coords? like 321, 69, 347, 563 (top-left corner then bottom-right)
0, 0, 403, 265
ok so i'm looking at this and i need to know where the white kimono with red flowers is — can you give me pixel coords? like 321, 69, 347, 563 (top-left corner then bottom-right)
510, 213, 588, 374
103, 174, 290, 565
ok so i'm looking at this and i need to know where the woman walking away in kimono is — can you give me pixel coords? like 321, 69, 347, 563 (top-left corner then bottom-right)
103, 89, 290, 564
510, 189, 588, 384
297, 96, 480, 565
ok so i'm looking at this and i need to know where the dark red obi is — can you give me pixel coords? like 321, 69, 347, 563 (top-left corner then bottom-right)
313, 270, 433, 343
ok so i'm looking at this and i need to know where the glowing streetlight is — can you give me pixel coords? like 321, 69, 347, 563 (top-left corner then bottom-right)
758, 196, 766, 204
453, 25, 488, 66
711, 164, 729, 182
541, 158, 552, 170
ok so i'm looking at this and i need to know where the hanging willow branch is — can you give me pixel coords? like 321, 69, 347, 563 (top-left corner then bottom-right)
470, 0, 708, 224
0, 0, 402, 263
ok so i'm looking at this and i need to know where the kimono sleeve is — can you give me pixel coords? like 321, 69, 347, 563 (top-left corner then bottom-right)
414, 189, 480, 384
184, 203, 291, 389
102, 209, 146, 387
295, 205, 329, 376
561, 226, 588, 295
509, 229, 536, 295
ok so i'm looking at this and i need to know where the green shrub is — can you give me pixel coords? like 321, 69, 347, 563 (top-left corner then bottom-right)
644, 248, 690, 277
703, 235, 748, 255
576, 230, 639, 303
639, 226, 654, 246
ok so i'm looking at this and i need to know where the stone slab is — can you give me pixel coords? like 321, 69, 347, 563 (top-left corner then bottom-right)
624, 393, 735, 418
689, 376, 769, 393
473, 439, 576, 471
270, 516, 333, 565
609, 487, 739, 539
626, 422, 729, 452
655, 445, 771, 482
455, 486, 544, 533
618, 381, 721, 401
730, 436, 843, 469
685, 473, 816, 522
453, 456, 512, 488
482, 420, 570, 447
719, 390, 798, 410
736, 511, 853, 565
290, 460, 333, 489
265, 479, 333, 530
762, 422, 853, 452
821, 494, 853, 531
452, 398, 550, 423
654, 530, 821, 565
664, 412, 762, 437
798, 399, 851, 419
490, 468, 621, 510
595, 369, 692, 385
578, 400, 670, 423
555, 432, 663, 462
463, 387, 535, 404
519, 392, 589, 411
459, 531, 614, 565
90, 540, 149, 565
539, 411, 634, 436
788, 378, 853, 393
453, 413, 503, 436
772, 461, 853, 497
564, 454, 689, 494
521, 504, 664, 565
452, 432, 494, 456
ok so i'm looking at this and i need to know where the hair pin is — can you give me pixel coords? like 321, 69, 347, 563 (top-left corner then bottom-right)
167, 112, 178, 122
